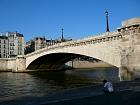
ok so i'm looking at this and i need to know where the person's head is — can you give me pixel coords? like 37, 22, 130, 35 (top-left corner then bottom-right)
103, 80, 107, 84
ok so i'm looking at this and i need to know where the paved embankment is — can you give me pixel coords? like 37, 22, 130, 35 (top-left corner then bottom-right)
0, 80, 140, 105
44, 90, 140, 105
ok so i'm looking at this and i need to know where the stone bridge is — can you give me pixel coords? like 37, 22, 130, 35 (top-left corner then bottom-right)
15, 18, 140, 81
25, 31, 121, 69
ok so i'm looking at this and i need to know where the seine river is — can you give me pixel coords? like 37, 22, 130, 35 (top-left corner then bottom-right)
0, 67, 119, 98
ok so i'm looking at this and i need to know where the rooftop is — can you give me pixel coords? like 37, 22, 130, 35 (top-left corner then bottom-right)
0, 35, 8, 39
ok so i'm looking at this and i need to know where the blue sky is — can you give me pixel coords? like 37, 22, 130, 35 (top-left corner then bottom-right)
0, 0, 140, 41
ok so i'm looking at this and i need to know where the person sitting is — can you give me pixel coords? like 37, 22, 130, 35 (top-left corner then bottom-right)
102, 80, 114, 94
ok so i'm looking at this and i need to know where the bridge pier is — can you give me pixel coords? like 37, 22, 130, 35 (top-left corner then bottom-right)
12, 55, 26, 72
119, 66, 134, 81
118, 18, 140, 81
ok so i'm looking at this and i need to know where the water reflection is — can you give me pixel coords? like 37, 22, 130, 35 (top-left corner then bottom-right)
0, 67, 119, 98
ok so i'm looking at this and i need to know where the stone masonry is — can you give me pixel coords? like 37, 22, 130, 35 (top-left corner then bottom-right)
118, 18, 140, 80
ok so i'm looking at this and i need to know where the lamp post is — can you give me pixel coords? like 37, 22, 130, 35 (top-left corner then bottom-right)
105, 11, 109, 32
61, 28, 64, 42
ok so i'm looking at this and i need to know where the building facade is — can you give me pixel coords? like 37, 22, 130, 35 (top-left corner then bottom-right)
0, 35, 9, 58
34, 37, 46, 51
25, 36, 59, 54
25, 37, 47, 54
25, 36, 72, 54
0, 32, 24, 58
25, 40, 35, 54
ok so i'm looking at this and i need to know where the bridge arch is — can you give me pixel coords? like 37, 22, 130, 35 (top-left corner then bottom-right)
26, 41, 121, 69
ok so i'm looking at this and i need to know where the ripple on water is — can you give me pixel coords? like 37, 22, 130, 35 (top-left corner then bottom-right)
0, 67, 119, 98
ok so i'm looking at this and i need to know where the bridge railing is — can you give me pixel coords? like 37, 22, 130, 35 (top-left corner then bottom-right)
26, 31, 122, 57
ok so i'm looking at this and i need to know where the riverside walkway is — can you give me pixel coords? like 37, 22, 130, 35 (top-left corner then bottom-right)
0, 80, 140, 105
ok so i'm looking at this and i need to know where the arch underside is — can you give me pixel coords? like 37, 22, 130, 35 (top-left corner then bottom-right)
27, 52, 117, 70
26, 42, 121, 70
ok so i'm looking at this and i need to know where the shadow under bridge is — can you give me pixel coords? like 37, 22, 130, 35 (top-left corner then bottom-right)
27, 53, 89, 70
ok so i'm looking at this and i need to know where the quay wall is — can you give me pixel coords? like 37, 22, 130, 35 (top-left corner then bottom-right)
0, 58, 16, 71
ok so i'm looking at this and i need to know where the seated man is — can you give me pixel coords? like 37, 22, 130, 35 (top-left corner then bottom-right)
102, 80, 114, 94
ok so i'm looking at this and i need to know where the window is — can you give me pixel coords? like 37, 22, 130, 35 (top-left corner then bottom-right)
10, 46, 14, 50
19, 47, 22, 50
10, 43, 14, 46
18, 51, 21, 55
10, 51, 14, 55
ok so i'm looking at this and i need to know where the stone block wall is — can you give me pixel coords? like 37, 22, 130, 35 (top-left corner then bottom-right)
13, 55, 26, 72
0, 58, 16, 71
0, 56, 26, 72
118, 18, 140, 80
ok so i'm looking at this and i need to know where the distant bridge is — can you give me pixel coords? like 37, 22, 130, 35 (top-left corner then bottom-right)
15, 18, 140, 81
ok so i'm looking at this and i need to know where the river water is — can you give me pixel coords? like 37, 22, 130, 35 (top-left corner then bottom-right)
0, 67, 119, 98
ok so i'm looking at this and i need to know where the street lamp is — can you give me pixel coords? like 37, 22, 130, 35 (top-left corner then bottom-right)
105, 11, 109, 32
61, 28, 64, 42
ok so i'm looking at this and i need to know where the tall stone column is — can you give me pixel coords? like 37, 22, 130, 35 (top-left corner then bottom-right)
119, 66, 134, 81
118, 33, 135, 81
118, 44, 134, 81
12, 55, 26, 72
118, 18, 140, 81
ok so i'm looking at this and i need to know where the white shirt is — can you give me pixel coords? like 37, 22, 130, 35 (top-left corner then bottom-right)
104, 81, 114, 92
